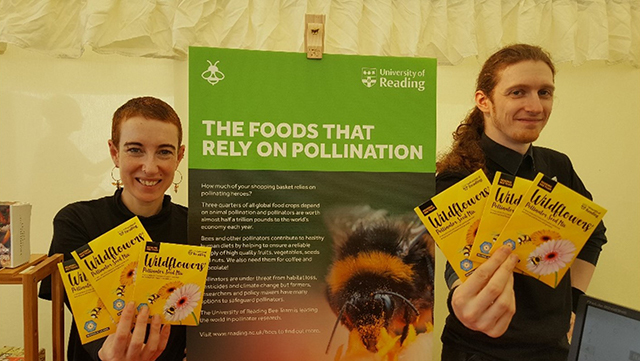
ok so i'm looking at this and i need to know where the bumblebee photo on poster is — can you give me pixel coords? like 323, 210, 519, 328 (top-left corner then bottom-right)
324, 206, 435, 360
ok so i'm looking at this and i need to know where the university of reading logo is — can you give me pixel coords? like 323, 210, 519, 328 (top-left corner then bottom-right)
361, 67, 427, 92
361, 67, 377, 88
201, 60, 225, 86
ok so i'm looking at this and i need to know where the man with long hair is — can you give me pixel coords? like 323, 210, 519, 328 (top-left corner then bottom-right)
437, 44, 607, 361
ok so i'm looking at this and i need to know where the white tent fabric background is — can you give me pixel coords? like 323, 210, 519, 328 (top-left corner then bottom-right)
0, 0, 638, 66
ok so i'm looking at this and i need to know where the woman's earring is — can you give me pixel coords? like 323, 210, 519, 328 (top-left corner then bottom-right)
173, 169, 183, 193
111, 167, 122, 189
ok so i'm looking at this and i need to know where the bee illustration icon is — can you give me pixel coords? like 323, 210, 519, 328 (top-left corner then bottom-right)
201, 60, 225, 86
147, 293, 161, 304
90, 299, 106, 319
517, 234, 532, 245
116, 284, 126, 297
462, 220, 480, 257
528, 255, 542, 267
89, 306, 102, 319
164, 305, 176, 316
462, 244, 473, 258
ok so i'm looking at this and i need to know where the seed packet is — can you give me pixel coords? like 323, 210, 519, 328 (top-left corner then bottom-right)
71, 217, 148, 322
414, 169, 491, 281
494, 173, 607, 288
468, 172, 532, 262
58, 258, 116, 344
133, 241, 211, 325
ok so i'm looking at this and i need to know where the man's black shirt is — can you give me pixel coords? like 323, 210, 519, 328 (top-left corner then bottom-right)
438, 134, 607, 361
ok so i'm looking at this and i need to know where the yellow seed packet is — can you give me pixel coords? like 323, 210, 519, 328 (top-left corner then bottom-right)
469, 172, 532, 263
414, 169, 491, 282
71, 217, 148, 322
58, 258, 116, 344
134, 241, 211, 325
494, 173, 607, 288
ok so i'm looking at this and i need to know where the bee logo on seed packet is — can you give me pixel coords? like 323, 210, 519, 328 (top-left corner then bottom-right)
414, 169, 491, 281
494, 173, 607, 288
71, 217, 148, 322
469, 172, 532, 263
134, 241, 211, 325
58, 258, 116, 344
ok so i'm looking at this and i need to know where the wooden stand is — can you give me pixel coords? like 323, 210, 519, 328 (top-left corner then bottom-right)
0, 254, 65, 361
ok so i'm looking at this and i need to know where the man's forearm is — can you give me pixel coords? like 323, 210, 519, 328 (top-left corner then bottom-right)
570, 258, 596, 292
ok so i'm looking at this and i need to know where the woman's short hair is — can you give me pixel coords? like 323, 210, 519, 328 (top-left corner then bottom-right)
111, 96, 182, 147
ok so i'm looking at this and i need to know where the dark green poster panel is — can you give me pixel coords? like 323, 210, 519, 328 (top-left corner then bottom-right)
188, 47, 436, 361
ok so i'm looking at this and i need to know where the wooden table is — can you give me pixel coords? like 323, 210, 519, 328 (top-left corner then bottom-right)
0, 254, 64, 361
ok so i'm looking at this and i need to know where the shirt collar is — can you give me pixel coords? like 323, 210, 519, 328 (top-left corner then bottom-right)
113, 188, 173, 220
480, 133, 535, 176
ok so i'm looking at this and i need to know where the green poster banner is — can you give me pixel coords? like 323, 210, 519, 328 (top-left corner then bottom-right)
189, 47, 435, 173
188, 47, 437, 361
